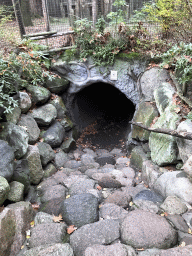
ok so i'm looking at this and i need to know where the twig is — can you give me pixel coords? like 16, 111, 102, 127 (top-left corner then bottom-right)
130, 121, 192, 140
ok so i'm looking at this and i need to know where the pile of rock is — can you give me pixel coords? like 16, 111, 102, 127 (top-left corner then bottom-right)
1, 63, 192, 256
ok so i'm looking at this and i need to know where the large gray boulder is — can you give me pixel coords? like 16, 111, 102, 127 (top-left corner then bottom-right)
142, 160, 162, 188
154, 82, 175, 115
7, 201, 34, 256
31, 104, 57, 126
84, 243, 135, 256
132, 101, 158, 141
0, 140, 15, 181
12, 159, 30, 194
50, 96, 67, 119
37, 142, 55, 166
40, 184, 66, 204
45, 76, 69, 94
0, 176, 10, 205
140, 68, 170, 101
5, 105, 21, 124
149, 106, 181, 166
160, 196, 188, 215
176, 119, 192, 163
0, 207, 16, 256
70, 219, 120, 256
160, 245, 192, 255
7, 181, 25, 202
182, 155, 192, 177
69, 179, 96, 196
26, 145, 44, 185
29, 223, 67, 248
43, 121, 65, 147
54, 150, 68, 168
18, 114, 40, 144
18, 91, 32, 113
121, 209, 177, 249
99, 203, 129, 221
21, 243, 74, 256
0, 122, 29, 159
60, 193, 99, 228
26, 85, 51, 105
154, 171, 192, 204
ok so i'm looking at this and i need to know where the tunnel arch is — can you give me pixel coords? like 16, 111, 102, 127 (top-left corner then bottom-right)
67, 81, 136, 150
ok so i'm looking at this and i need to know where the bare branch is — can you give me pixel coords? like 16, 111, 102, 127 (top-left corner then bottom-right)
130, 121, 192, 140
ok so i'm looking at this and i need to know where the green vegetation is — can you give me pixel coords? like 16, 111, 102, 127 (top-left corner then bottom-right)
132, 0, 192, 40
0, 40, 54, 115
160, 42, 192, 95
0, 0, 192, 117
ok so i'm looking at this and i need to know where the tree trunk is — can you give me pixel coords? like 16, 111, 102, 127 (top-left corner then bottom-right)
20, 0, 33, 26
68, 0, 74, 26
42, 0, 50, 31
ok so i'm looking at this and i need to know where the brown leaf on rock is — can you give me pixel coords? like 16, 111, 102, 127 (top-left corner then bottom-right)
31, 203, 40, 210
67, 225, 77, 234
53, 214, 63, 223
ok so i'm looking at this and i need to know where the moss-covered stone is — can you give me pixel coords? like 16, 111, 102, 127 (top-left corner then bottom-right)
0, 177, 10, 205
45, 77, 69, 94
132, 101, 159, 141
0, 208, 16, 256
26, 85, 51, 105
130, 146, 148, 171
149, 105, 181, 166
50, 96, 67, 119
7, 181, 25, 202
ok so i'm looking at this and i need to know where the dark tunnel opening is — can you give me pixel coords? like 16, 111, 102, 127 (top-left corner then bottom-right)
71, 82, 135, 151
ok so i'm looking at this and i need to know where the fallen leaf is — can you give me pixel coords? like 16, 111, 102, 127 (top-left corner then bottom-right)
20, 245, 24, 250
67, 225, 77, 234
66, 195, 70, 199
188, 228, 192, 234
53, 214, 63, 223
129, 201, 133, 206
31, 203, 40, 210
126, 161, 130, 167
174, 107, 180, 113
26, 230, 30, 239
180, 241, 186, 247
30, 221, 35, 227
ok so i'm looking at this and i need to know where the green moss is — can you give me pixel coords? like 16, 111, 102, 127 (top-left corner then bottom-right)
116, 52, 142, 60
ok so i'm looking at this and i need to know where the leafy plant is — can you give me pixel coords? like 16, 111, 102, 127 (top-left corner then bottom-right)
73, 18, 134, 66
140, 0, 192, 40
0, 41, 54, 116
160, 42, 192, 95
107, 0, 127, 31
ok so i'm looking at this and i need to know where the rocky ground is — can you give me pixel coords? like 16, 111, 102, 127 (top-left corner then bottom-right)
11, 144, 192, 256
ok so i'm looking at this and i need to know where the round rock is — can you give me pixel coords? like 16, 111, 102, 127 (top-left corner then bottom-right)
121, 209, 177, 249
60, 193, 99, 228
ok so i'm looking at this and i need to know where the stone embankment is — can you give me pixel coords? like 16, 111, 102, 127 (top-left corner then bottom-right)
1, 60, 192, 256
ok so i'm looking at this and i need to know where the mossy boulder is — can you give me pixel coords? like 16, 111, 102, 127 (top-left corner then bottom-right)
132, 101, 159, 141
149, 106, 181, 166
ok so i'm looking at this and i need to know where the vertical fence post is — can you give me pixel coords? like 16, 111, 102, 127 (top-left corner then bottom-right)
42, 0, 50, 31
68, 0, 74, 27
12, 0, 26, 38
92, 0, 97, 27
